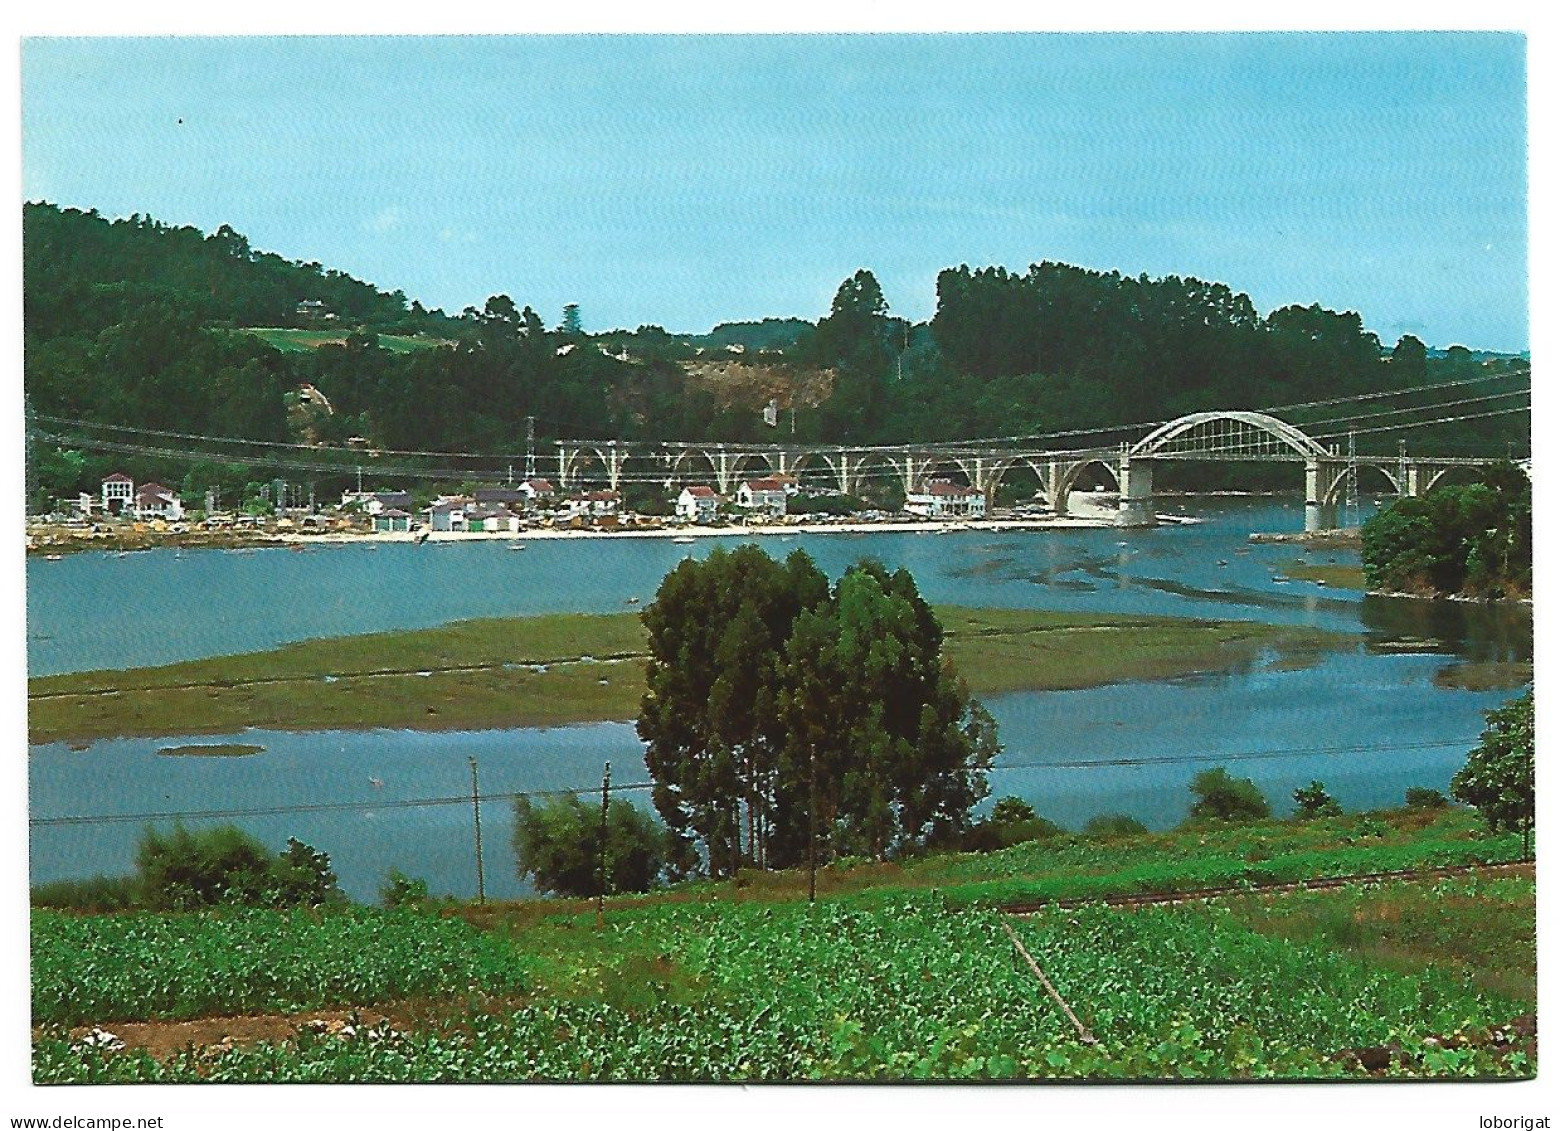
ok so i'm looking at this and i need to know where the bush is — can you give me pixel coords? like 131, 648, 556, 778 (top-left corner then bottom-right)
989, 796, 1037, 824
512, 794, 695, 897
1292, 780, 1343, 818
134, 824, 341, 910
1084, 813, 1148, 839
1405, 787, 1449, 810
1452, 690, 1535, 854
963, 813, 1064, 853
1186, 767, 1271, 824
30, 874, 140, 912
379, 868, 431, 909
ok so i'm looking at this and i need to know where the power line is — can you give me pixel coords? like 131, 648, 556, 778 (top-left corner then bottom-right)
29, 737, 1476, 829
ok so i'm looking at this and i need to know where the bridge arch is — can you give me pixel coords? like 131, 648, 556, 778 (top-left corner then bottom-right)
1130, 411, 1329, 461
1055, 458, 1120, 511
727, 450, 778, 484
1424, 465, 1485, 494
670, 448, 721, 486
985, 456, 1053, 508
1322, 464, 1403, 506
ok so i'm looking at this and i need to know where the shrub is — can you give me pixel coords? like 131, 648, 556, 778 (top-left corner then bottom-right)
989, 796, 1038, 824
1452, 690, 1535, 855
1405, 787, 1449, 810
379, 868, 431, 909
1292, 781, 1343, 818
1186, 767, 1271, 824
1084, 813, 1148, 839
512, 794, 695, 897
30, 874, 140, 912
134, 824, 341, 910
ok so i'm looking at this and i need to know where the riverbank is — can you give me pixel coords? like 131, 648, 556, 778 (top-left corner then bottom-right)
27, 607, 1348, 745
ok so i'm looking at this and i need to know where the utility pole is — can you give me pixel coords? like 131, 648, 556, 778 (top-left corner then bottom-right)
597, 761, 611, 928
356, 465, 363, 495
1344, 430, 1359, 529
469, 757, 485, 905
525, 416, 537, 482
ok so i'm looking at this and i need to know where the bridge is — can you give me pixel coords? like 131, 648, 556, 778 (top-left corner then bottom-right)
548, 410, 1515, 532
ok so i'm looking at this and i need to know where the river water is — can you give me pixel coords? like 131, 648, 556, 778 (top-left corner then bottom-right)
27, 501, 1531, 901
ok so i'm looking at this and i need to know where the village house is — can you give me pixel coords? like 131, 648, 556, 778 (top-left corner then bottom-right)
133, 482, 184, 522
676, 485, 720, 522
474, 486, 530, 508
366, 491, 414, 516
904, 480, 988, 519
101, 472, 134, 516
736, 477, 789, 517
425, 497, 473, 532
373, 508, 412, 533
467, 503, 523, 533
519, 479, 556, 508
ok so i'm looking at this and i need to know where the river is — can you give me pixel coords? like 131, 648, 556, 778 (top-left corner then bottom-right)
27, 500, 1531, 901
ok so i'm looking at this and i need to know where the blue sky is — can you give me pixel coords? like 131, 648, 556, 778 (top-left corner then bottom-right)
22, 33, 1528, 350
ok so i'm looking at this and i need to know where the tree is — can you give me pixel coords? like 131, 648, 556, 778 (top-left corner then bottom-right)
1084, 813, 1148, 839
560, 303, 583, 336
637, 545, 828, 876
1292, 780, 1343, 818
1186, 767, 1271, 824
777, 561, 998, 863
133, 824, 338, 910
512, 793, 693, 897
1451, 690, 1534, 856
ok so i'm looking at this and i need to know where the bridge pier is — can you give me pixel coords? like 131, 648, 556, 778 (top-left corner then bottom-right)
1115, 458, 1155, 527
1304, 459, 1341, 531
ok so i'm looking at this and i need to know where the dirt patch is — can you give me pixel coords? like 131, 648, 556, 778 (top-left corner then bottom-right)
683, 360, 835, 410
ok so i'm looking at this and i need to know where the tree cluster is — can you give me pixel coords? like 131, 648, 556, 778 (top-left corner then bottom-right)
636, 546, 998, 876
511, 792, 696, 898
1361, 464, 1531, 598
1451, 690, 1534, 856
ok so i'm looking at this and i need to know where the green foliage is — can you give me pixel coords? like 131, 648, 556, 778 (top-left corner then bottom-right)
1405, 787, 1449, 810
32, 893, 1527, 1082
1451, 690, 1535, 851
1292, 781, 1344, 818
378, 868, 431, 909
512, 793, 694, 897
30, 906, 532, 1025
29, 873, 140, 913
1361, 467, 1531, 598
1186, 768, 1271, 825
1084, 813, 1149, 839
990, 796, 1037, 824
133, 824, 340, 910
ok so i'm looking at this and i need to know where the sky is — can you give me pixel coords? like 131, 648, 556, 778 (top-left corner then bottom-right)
21, 32, 1529, 350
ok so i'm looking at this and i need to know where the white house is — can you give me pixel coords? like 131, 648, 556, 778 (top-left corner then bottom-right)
905, 480, 987, 519
366, 491, 414, 516
426, 498, 471, 532
468, 504, 523, 533
133, 482, 184, 521
736, 477, 788, 517
101, 473, 134, 516
676, 485, 720, 522
519, 479, 557, 507
373, 508, 412, 533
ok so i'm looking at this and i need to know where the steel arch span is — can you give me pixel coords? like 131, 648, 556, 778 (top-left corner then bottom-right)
1129, 411, 1330, 461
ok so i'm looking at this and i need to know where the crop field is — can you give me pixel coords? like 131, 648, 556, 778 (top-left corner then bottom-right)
235, 328, 452, 354
33, 865, 1533, 1083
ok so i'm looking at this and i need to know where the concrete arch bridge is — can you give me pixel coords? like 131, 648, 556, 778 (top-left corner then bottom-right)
550, 410, 1515, 530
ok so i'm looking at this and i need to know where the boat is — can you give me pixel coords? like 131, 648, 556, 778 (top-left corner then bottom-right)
44, 554, 62, 561
672, 535, 696, 544
625, 596, 640, 605
508, 542, 526, 551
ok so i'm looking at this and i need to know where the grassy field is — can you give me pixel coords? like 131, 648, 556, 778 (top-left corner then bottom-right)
1283, 559, 1367, 589
31, 809, 1532, 1082
235, 327, 452, 354
28, 608, 1349, 744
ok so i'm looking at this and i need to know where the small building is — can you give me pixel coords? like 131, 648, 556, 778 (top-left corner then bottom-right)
474, 486, 529, 507
676, 485, 720, 523
560, 490, 619, 520
905, 480, 987, 519
519, 479, 556, 507
366, 491, 414, 516
373, 509, 412, 533
426, 499, 471, 532
736, 477, 789, 517
101, 473, 134, 516
296, 299, 332, 321
468, 504, 522, 533
133, 483, 184, 522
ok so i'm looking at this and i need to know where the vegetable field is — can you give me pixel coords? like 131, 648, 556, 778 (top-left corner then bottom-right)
33, 885, 1532, 1082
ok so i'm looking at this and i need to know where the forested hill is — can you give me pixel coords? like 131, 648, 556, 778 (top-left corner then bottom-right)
23, 202, 1528, 510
